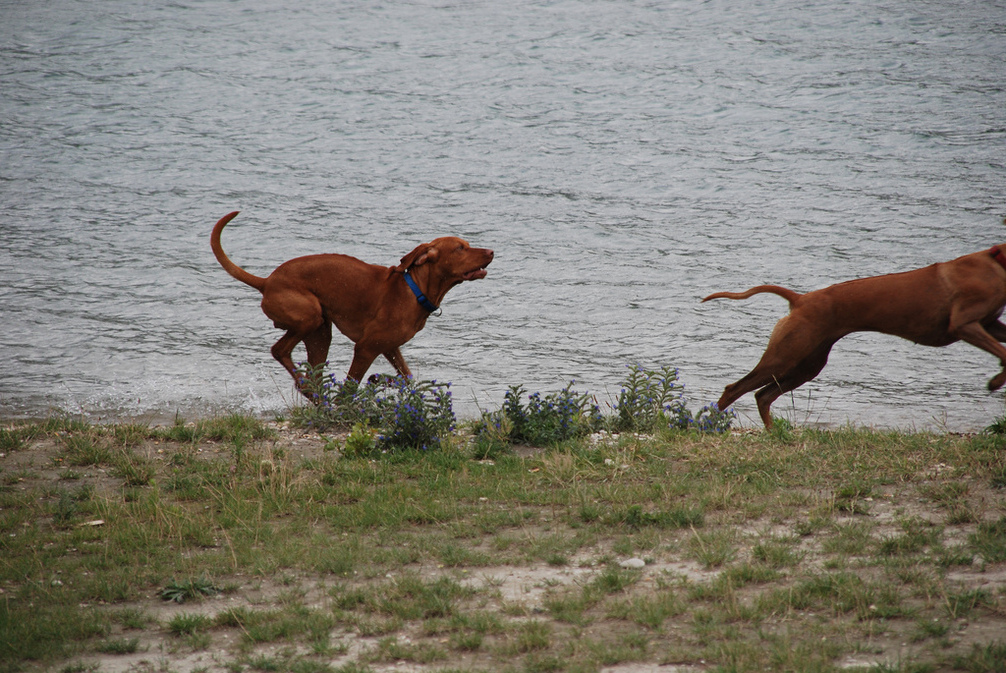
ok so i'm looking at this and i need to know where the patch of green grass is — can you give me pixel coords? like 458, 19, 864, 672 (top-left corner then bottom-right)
168, 613, 212, 636
95, 637, 140, 654
510, 620, 552, 654
969, 517, 1006, 563
823, 521, 874, 556
613, 503, 704, 529
201, 413, 275, 442
544, 587, 598, 626
159, 577, 221, 603
112, 449, 156, 486
989, 465, 1006, 489
688, 529, 737, 568
0, 604, 110, 663
607, 588, 684, 629
0, 426, 29, 452
368, 636, 447, 664
944, 588, 994, 620
912, 618, 951, 643
834, 480, 874, 514
751, 536, 805, 568
114, 608, 153, 630
111, 424, 151, 448
950, 641, 1006, 672
879, 519, 941, 557
60, 433, 111, 467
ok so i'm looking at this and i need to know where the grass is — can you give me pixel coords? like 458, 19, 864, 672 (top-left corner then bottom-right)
0, 413, 1005, 673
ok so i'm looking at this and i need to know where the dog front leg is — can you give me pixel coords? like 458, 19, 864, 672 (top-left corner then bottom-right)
347, 343, 381, 382
984, 319, 1006, 342
953, 321, 1006, 390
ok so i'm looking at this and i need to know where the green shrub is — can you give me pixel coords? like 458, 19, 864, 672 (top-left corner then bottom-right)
292, 370, 455, 452
483, 382, 602, 446
613, 364, 687, 432
473, 366, 734, 448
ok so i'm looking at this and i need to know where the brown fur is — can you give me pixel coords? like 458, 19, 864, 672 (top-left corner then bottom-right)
702, 245, 1006, 428
211, 211, 493, 397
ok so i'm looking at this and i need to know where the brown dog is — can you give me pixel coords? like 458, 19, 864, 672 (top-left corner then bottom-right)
211, 211, 493, 396
702, 245, 1006, 428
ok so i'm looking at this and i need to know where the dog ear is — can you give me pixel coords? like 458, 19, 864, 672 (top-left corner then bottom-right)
395, 243, 439, 271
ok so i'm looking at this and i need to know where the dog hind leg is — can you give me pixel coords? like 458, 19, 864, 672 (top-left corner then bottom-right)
383, 347, 413, 378
752, 342, 834, 428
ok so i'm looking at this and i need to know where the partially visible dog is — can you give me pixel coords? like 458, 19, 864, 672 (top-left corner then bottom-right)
211, 211, 493, 397
702, 245, 1006, 428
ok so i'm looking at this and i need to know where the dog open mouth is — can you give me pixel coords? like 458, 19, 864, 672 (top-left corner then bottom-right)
462, 266, 489, 281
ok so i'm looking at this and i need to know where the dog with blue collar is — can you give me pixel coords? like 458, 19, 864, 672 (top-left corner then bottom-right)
211, 211, 493, 397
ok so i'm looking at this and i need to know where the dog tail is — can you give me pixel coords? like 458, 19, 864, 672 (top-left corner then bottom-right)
701, 285, 802, 306
210, 212, 268, 291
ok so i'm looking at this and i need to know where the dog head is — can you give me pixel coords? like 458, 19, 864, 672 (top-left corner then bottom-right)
396, 237, 493, 286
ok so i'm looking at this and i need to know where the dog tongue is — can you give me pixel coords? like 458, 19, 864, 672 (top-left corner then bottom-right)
464, 268, 488, 281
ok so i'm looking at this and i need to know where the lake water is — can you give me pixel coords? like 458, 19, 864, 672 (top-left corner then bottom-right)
2, 0, 1005, 430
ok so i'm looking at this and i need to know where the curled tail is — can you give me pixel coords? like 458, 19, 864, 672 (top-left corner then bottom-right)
210, 211, 267, 292
701, 284, 802, 306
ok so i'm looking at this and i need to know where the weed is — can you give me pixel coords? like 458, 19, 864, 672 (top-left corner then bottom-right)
990, 465, 1006, 489
489, 382, 603, 446
591, 566, 638, 594
912, 618, 951, 642
834, 480, 874, 515
969, 517, 1006, 563
51, 490, 79, 527
879, 520, 940, 557
60, 433, 111, 467
450, 630, 483, 651
112, 424, 151, 447
369, 636, 446, 664
688, 529, 737, 568
477, 366, 734, 447
613, 364, 688, 432
376, 377, 454, 451
159, 577, 221, 603
112, 449, 156, 486
115, 608, 152, 630
96, 637, 140, 654
376, 575, 471, 620
342, 422, 378, 458
752, 537, 804, 568
615, 504, 703, 530
59, 664, 99, 673
607, 589, 684, 629
470, 413, 513, 460
291, 372, 454, 451
158, 416, 204, 443
168, 613, 212, 636
944, 588, 994, 620
951, 641, 1006, 672
513, 620, 552, 653
0, 426, 28, 452
768, 416, 795, 441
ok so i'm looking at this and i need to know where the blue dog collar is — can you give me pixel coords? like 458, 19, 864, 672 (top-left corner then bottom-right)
403, 270, 440, 314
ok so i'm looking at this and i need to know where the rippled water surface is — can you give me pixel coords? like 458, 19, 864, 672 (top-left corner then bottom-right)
2, 0, 1005, 429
